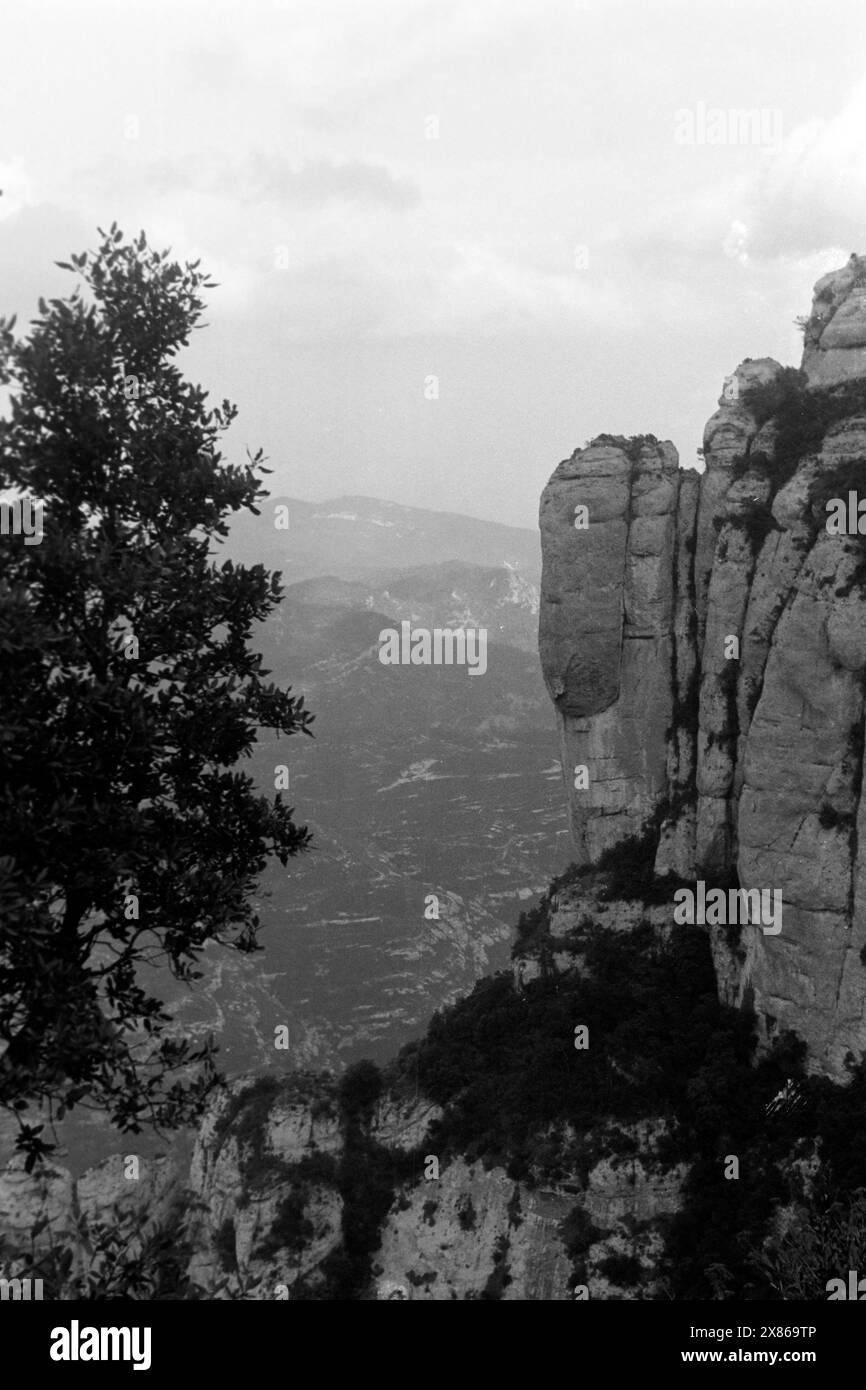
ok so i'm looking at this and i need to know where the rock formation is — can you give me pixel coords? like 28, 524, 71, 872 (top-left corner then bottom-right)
0, 1064, 683, 1301
539, 253, 866, 1079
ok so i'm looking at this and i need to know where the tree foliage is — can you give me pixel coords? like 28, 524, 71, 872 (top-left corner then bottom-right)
0, 227, 313, 1163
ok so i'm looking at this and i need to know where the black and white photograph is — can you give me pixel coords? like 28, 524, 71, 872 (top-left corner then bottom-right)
1, 0, 865, 1364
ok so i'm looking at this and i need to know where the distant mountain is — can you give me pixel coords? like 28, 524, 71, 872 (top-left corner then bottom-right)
162, 581, 568, 1080
276, 559, 539, 655
223, 494, 540, 585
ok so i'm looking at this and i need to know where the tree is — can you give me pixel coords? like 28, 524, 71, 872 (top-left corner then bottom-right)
338, 1060, 383, 1124
0, 226, 313, 1165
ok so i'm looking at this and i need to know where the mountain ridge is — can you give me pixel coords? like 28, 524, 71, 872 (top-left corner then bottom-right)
224, 493, 541, 586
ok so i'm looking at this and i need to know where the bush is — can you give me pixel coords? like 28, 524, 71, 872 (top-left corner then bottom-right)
597, 1252, 643, 1286
560, 1205, 601, 1260
595, 813, 689, 906
339, 1061, 383, 1125
0, 1197, 208, 1300
742, 370, 866, 492
589, 432, 661, 465
729, 498, 779, 555
512, 901, 550, 958
409, 919, 757, 1185
256, 1192, 314, 1260
752, 1190, 866, 1299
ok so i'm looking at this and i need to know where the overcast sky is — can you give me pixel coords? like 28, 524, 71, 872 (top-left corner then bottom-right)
2, 0, 866, 528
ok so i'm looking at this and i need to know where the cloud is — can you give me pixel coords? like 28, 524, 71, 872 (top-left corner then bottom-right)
743, 77, 866, 258
643, 76, 866, 266
224, 0, 534, 124
239, 231, 709, 343
13, 1, 866, 358
272, 158, 419, 209
83, 152, 420, 211
0, 202, 92, 317
415, 239, 639, 335
722, 219, 750, 266
0, 160, 34, 222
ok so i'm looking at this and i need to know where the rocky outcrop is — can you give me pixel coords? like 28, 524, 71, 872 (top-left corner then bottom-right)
539, 437, 680, 859
0, 1069, 685, 1301
538, 258, 866, 1078
802, 253, 866, 386
183, 1077, 684, 1300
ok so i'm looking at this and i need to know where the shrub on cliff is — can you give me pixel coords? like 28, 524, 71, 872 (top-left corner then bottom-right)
256, 1192, 314, 1260
742, 368, 866, 491
662, 1041, 866, 1298
339, 1060, 383, 1125
596, 1252, 643, 1287
752, 1190, 866, 1300
594, 810, 689, 904
409, 922, 758, 1183
512, 900, 550, 957
727, 498, 780, 555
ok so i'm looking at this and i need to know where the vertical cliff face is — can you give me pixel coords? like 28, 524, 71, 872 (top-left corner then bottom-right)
539, 436, 681, 861
539, 257, 866, 1078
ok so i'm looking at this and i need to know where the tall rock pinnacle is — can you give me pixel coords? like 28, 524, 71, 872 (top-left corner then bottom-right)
538, 258, 866, 1078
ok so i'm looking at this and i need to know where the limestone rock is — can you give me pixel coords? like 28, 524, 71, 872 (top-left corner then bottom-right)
540, 437, 680, 862
803, 254, 866, 386
538, 257, 866, 1079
